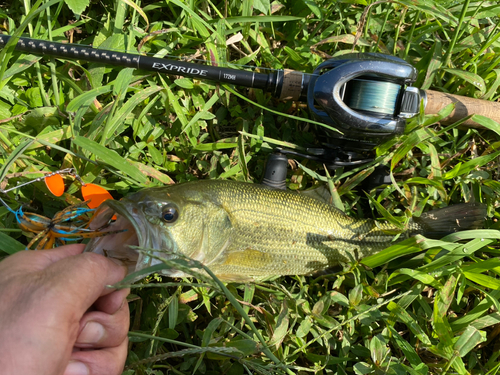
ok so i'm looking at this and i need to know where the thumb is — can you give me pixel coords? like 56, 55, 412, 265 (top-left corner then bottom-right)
41, 251, 128, 315
0, 244, 88, 282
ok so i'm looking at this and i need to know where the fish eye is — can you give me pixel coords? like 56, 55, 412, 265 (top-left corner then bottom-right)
161, 204, 179, 223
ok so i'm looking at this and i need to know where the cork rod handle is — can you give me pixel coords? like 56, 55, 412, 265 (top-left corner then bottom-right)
424, 90, 500, 128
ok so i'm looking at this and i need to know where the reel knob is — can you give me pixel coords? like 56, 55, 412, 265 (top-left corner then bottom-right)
262, 152, 288, 190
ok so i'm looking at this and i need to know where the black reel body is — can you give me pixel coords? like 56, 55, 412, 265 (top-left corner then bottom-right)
308, 53, 424, 149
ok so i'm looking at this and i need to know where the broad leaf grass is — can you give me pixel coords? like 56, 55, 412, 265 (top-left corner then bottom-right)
1, 0, 500, 374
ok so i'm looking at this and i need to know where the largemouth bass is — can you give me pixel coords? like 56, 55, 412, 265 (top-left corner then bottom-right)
85, 180, 485, 281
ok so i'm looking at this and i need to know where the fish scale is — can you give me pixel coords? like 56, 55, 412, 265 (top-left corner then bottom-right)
86, 179, 486, 280
199, 180, 403, 276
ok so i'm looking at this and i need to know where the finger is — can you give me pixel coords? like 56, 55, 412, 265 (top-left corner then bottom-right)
44, 252, 128, 314
0, 244, 86, 279
65, 337, 128, 375
94, 288, 130, 315
38, 244, 87, 263
75, 297, 129, 349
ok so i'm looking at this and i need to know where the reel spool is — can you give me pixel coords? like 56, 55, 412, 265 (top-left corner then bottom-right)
308, 53, 425, 149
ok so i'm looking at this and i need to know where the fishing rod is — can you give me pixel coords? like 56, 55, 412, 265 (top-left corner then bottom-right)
2, 35, 500, 161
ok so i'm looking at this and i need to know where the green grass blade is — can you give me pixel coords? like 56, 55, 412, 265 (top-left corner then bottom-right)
454, 326, 487, 358
0, 139, 34, 183
464, 273, 500, 290
72, 136, 147, 184
361, 237, 422, 268
0, 0, 63, 84
386, 325, 425, 370
0, 232, 26, 254
387, 301, 432, 346
101, 86, 163, 144
419, 238, 495, 273
67, 86, 113, 113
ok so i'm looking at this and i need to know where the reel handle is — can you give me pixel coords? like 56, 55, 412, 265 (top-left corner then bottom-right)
424, 90, 500, 127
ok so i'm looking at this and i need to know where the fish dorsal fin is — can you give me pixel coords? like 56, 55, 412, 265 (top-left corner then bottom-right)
299, 185, 333, 205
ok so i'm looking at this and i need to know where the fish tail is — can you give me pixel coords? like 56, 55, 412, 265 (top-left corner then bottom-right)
410, 202, 487, 239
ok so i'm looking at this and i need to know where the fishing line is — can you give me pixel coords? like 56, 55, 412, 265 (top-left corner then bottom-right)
343, 79, 401, 116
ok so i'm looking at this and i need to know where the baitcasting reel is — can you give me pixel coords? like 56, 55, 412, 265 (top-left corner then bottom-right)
264, 54, 424, 188
308, 53, 424, 150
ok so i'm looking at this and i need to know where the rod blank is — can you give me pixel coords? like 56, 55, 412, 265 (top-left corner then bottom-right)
0, 34, 278, 93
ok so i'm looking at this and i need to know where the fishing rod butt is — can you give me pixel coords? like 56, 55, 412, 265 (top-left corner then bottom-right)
424, 90, 500, 128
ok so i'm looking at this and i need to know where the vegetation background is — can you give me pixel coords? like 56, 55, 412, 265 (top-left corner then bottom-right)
1, 0, 500, 374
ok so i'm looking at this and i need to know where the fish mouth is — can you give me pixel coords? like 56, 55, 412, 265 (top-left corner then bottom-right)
85, 199, 184, 277
84, 200, 148, 274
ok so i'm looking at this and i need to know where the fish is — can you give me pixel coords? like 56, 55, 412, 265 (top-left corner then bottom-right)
84, 179, 486, 281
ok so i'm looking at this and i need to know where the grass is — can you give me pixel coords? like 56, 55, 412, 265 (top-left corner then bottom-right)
1, 0, 500, 373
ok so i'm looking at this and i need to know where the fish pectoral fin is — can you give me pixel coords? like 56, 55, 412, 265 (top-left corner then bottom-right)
222, 248, 274, 268
204, 236, 232, 267
189, 223, 208, 262
215, 273, 255, 283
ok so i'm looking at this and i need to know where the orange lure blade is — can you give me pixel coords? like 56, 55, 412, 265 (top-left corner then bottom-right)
81, 183, 114, 209
44, 173, 65, 197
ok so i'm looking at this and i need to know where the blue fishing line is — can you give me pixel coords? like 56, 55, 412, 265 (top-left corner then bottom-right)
344, 79, 401, 115
14, 206, 25, 225
57, 237, 81, 242
52, 227, 81, 235
60, 207, 95, 221
0, 197, 17, 215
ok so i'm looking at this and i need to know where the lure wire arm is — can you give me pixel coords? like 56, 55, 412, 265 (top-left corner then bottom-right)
0, 168, 85, 194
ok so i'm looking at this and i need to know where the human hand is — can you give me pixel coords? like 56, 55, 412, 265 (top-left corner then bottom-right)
0, 244, 130, 375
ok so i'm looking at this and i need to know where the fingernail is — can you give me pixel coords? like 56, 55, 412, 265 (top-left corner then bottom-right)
64, 361, 89, 375
108, 258, 128, 271
109, 257, 124, 267
78, 321, 105, 344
